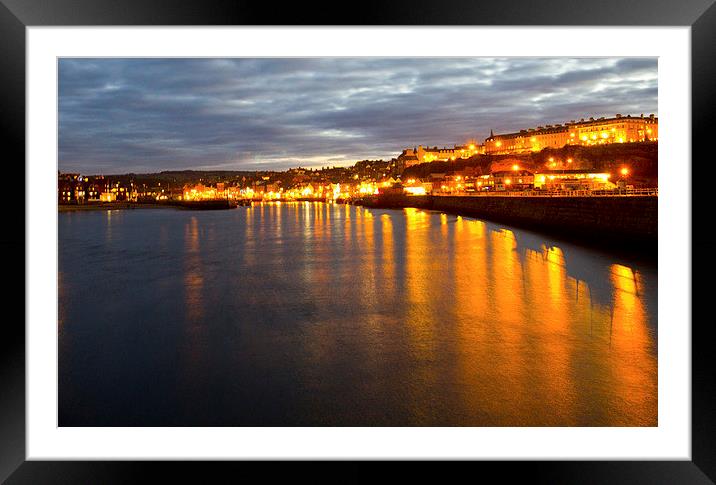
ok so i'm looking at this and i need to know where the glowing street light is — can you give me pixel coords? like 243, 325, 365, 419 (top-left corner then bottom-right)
512, 164, 519, 171
620, 167, 630, 176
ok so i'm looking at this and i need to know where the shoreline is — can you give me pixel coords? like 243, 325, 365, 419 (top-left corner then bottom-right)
57, 199, 335, 212
58, 200, 238, 212
355, 194, 658, 262
58, 197, 657, 262
58, 202, 179, 212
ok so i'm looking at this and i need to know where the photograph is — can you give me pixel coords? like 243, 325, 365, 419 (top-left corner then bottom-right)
57, 57, 659, 427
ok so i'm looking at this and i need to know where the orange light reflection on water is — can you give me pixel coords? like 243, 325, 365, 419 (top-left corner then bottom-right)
173, 203, 657, 426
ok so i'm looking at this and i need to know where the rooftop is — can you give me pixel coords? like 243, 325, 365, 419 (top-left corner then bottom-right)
486, 114, 658, 141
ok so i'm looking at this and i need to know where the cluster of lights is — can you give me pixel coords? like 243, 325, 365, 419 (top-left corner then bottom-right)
236, 181, 392, 201
543, 157, 574, 168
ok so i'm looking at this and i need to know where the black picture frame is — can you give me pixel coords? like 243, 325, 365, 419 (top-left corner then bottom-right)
2, 0, 713, 482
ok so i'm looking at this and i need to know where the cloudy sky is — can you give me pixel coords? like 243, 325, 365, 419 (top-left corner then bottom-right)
59, 58, 657, 173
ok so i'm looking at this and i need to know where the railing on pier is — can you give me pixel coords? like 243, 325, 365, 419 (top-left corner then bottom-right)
430, 188, 658, 197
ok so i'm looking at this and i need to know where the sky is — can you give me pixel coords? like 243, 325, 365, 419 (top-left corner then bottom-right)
59, 57, 658, 174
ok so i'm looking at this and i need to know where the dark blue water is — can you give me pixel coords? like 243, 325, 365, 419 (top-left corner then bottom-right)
59, 203, 657, 426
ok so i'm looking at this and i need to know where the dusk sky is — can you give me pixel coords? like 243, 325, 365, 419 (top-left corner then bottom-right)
59, 58, 658, 174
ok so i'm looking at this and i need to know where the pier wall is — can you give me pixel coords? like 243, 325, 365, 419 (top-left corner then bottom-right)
358, 194, 657, 246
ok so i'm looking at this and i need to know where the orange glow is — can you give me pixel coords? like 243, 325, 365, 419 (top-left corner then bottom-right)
59, 198, 660, 427
404, 186, 426, 196
608, 264, 656, 423
620, 168, 630, 176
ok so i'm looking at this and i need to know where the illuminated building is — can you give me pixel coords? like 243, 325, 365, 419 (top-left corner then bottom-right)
484, 114, 658, 154
182, 183, 226, 201
402, 178, 427, 196
491, 169, 535, 191
58, 172, 82, 203
533, 170, 616, 191
58, 173, 109, 204
399, 143, 485, 167
403, 186, 427, 196
86, 177, 106, 201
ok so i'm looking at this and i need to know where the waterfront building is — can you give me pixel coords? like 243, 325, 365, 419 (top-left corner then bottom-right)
59, 173, 106, 204
59, 173, 139, 204
86, 176, 107, 201
183, 183, 219, 200
491, 169, 535, 191
58, 172, 82, 204
484, 114, 658, 154
402, 177, 428, 195
533, 170, 616, 191
99, 192, 117, 202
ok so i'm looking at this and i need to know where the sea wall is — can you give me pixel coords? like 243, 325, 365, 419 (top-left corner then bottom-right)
357, 194, 657, 248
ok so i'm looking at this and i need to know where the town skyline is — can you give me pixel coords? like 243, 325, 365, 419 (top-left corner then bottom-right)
59, 57, 658, 173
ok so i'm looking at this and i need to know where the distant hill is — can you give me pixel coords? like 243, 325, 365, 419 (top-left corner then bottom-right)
402, 142, 658, 186
89, 170, 266, 188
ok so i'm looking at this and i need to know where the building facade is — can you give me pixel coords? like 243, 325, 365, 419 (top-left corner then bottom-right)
484, 114, 658, 155
533, 170, 616, 191
491, 170, 535, 191
399, 143, 484, 168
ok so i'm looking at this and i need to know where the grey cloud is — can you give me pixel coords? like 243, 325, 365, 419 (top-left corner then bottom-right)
59, 57, 657, 173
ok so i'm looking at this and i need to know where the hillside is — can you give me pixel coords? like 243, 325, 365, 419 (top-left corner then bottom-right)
401, 142, 659, 186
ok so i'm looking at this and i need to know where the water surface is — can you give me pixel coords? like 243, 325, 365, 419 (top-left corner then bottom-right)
59, 203, 657, 426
